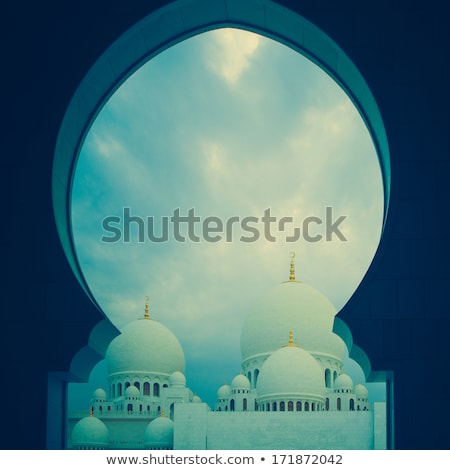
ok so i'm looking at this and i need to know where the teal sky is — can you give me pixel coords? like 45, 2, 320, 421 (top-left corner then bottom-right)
70, 27, 385, 408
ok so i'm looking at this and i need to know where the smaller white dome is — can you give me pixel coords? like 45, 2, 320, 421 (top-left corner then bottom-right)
231, 373, 251, 390
217, 384, 232, 399
192, 395, 202, 403
354, 383, 369, 399
144, 416, 174, 449
169, 371, 186, 388
71, 415, 109, 449
257, 342, 325, 401
334, 373, 354, 391
125, 385, 140, 399
92, 388, 107, 401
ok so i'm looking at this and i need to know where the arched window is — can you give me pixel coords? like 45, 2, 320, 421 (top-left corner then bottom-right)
350, 399, 355, 411
118, 383, 122, 396
304, 402, 309, 411
325, 369, 331, 388
143, 382, 150, 396
272, 402, 277, 411
153, 383, 160, 397
312, 403, 315, 411
266, 403, 270, 411
247, 371, 252, 386
125, 381, 130, 389
243, 398, 247, 411
134, 381, 140, 390
139, 404, 143, 413
296, 401, 302, 411
230, 399, 235, 411
280, 401, 285, 411
254, 369, 259, 388
288, 401, 294, 411
337, 397, 341, 411
326, 397, 330, 411
99, 406, 103, 414
127, 403, 133, 413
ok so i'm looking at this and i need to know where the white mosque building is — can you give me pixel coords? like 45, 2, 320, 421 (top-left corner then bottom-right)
68, 257, 386, 450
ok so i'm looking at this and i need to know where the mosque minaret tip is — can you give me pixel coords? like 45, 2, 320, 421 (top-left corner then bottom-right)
289, 251, 296, 281
144, 295, 150, 319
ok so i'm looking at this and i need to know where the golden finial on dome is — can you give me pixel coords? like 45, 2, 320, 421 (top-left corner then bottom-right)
144, 296, 150, 319
289, 251, 296, 281
89, 406, 94, 417
284, 328, 300, 348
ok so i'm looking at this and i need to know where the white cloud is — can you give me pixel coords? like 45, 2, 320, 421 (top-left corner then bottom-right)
91, 132, 124, 160
206, 28, 262, 85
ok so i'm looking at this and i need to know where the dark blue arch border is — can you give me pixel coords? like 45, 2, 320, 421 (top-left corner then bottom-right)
52, 0, 392, 446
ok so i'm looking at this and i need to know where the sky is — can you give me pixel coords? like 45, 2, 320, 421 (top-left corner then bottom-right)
69, 27, 385, 409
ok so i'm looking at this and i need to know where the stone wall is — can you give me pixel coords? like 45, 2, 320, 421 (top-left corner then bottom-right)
174, 403, 386, 450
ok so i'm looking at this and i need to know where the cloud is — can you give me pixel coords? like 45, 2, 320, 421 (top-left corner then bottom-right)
206, 28, 262, 85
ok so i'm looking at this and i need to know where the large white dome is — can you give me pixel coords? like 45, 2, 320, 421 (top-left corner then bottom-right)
256, 343, 325, 401
241, 281, 338, 363
71, 415, 109, 449
311, 332, 346, 361
106, 318, 185, 377
144, 416, 174, 449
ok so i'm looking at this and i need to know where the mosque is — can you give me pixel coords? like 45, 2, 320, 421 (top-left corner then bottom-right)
68, 256, 387, 450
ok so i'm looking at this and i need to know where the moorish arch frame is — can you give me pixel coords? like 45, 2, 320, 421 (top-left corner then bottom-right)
51, 0, 392, 448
